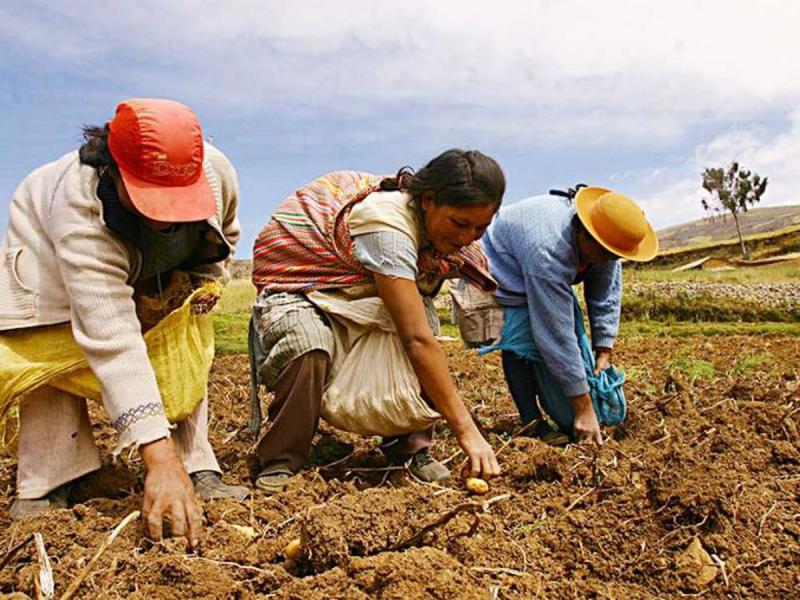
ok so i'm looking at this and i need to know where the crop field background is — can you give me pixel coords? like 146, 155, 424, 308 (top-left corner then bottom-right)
0, 264, 798, 598
214, 266, 800, 355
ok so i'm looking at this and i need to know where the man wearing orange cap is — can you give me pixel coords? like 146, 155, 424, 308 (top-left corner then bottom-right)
0, 98, 246, 544
482, 186, 658, 445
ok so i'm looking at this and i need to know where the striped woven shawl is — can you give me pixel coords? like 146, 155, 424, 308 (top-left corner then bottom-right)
252, 171, 496, 295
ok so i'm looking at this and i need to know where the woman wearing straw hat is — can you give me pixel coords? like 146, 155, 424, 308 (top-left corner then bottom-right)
481, 186, 658, 444
0, 99, 247, 544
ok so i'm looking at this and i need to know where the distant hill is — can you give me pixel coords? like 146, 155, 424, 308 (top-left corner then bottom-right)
230, 259, 252, 280
657, 205, 800, 251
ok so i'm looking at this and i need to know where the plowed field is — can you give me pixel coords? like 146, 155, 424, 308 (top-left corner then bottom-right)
2, 335, 799, 598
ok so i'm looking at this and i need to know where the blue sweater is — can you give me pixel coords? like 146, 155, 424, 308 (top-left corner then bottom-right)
483, 194, 622, 397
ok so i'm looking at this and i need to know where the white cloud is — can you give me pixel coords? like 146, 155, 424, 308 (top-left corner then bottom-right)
2, 0, 799, 145
2, 1, 799, 234
631, 107, 800, 228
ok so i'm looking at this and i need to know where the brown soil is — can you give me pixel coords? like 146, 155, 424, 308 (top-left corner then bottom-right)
1, 335, 799, 598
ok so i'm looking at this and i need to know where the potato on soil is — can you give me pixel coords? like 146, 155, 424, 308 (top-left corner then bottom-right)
285, 537, 303, 560
465, 477, 489, 495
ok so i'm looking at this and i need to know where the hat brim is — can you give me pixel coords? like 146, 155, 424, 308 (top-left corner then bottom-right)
118, 165, 216, 223
575, 186, 659, 262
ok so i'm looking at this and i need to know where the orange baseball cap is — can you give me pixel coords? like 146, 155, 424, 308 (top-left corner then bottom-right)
107, 98, 216, 223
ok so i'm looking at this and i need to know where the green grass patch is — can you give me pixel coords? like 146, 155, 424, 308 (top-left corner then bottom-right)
213, 311, 249, 354
625, 263, 800, 284
218, 279, 257, 313
620, 321, 800, 337
732, 352, 774, 375
621, 293, 798, 322
213, 280, 256, 354
667, 356, 716, 380
439, 322, 460, 338
621, 365, 657, 395
622, 365, 650, 383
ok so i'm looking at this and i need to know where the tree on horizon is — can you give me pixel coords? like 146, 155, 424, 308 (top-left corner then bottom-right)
701, 162, 768, 259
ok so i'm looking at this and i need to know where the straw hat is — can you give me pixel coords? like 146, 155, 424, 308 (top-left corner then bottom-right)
575, 187, 658, 262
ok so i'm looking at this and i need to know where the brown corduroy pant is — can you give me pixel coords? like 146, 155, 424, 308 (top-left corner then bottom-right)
255, 350, 433, 475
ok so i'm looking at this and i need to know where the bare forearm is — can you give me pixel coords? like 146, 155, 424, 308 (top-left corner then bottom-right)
569, 393, 593, 415
139, 437, 182, 470
403, 336, 476, 435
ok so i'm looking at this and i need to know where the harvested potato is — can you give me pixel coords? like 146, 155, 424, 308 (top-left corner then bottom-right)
465, 477, 489, 495
285, 537, 303, 560
230, 524, 256, 540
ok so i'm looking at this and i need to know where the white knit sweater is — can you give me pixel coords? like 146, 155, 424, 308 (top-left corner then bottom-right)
0, 143, 240, 452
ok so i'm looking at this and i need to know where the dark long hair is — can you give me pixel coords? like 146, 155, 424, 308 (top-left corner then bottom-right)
78, 124, 116, 169
380, 149, 505, 210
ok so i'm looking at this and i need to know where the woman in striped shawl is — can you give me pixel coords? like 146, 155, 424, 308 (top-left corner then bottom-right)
250, 149, 505, 493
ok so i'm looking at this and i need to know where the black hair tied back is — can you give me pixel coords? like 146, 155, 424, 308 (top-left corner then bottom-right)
78, 124, 116, 169
379, 165, 414, 192
380, 149, 505, 209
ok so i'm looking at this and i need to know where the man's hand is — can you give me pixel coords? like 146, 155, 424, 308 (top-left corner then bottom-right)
594, 348, 613, 375
140, 438, 203, 548
456, 424, 501, 478
191, 292, 220, 315
570, 394, 603, 445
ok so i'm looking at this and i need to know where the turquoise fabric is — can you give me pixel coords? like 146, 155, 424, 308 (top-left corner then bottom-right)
479, 294, 626, 427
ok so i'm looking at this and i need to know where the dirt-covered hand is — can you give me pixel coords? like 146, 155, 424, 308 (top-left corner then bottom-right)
573, 409, 603, 445
594, 348, 613, 375
570, 394, 603, 445
140, 439, 203, 547
191, 292, 220, 315
457, 426, 501, 478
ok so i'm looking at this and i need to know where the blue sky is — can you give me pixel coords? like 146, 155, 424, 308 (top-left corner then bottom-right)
2, 1, 799, 257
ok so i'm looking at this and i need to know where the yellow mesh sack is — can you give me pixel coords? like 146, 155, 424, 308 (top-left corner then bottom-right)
0, 284, 218, 448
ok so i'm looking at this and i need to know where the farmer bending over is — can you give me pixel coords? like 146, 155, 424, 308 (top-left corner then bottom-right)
481, 186, 658, 445
250, 150, 505, 493
0, 99, 247, 543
